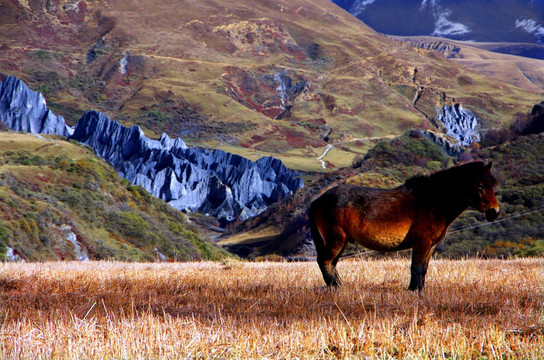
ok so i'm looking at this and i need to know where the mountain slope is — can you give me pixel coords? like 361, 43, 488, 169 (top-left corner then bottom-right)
393, 35, 544, 93
0, 0, 541, 171
223, 131, 544, 260
0, 132, 231, 262
0, 75, 304, 224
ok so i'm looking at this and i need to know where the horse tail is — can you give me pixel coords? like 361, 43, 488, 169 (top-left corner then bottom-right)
309, 201, 325, 254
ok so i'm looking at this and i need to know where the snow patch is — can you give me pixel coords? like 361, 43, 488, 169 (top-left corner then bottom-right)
420, 0, 438, 9
350, 0, 378, 16
431, 9, 470, 37
515, 18, 544, 41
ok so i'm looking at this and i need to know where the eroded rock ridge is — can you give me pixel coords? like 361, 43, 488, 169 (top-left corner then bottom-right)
0, 76, 303, 224
0, 76, 73, 137
436, 104, 480, 146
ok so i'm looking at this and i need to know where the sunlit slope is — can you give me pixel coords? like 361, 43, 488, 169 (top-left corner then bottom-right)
0, 0, 541, 171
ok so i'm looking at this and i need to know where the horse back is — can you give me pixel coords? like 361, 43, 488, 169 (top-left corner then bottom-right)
310, 184, 417, 251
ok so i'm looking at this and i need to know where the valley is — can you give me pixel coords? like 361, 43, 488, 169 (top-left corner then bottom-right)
1, 0, 544, 261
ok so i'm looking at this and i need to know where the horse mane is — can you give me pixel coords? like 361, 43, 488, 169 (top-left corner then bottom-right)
405, 162, 497, 199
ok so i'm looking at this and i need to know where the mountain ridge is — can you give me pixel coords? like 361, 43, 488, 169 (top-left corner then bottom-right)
333, 0, 544, 46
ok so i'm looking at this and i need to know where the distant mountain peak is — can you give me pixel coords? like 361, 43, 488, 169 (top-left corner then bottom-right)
515, 17, 544, 43
430, 8, 470, 37
334, 0, 544, 44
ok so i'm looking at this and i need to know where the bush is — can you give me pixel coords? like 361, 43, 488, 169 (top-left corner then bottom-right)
0, 225, 10, 241
0, 241, 7, 261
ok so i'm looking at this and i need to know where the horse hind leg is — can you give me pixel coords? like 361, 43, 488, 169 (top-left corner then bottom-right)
310, 205, 348, 287
315, 230, 348, 287
330, 243, 348, 284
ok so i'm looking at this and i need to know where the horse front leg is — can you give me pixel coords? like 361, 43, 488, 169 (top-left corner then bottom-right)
408, 243, 436, 292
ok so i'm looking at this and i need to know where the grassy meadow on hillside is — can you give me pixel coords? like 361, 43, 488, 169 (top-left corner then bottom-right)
1, 258, 542, 359
0, 133, 229, 262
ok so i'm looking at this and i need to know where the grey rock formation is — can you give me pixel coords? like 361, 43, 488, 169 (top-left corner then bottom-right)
274, 70, 308, 120
422, 130, 465, 156
436, 104, 480, 146
0, 76, 303, 224
0, 76, 73, 137
403, 40, 461, 58
71, 111, 303, 224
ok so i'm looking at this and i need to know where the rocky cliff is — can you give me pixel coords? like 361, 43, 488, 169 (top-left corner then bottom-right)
0, 76, 73, 137
71, 111, 303, 223
0, 76, 303, 224
436, 104, 480, 146
403, 40, 461, 58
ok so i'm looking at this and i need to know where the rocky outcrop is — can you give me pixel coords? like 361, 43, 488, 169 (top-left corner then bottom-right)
0, 76, 73, 137
274, 70, 309, 119
422, 130, 465, 156
435, 104, 480, 146
0, 76, 303, 224
404, 40, 461, 59
71, 111, 303, 224
222, 67, 309, 120
523, 101, 544, 135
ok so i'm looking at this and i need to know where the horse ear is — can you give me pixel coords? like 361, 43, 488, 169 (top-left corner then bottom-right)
484, 162, 493, 171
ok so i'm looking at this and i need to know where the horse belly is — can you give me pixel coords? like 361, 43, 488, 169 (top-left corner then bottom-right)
349, 213, 413, 251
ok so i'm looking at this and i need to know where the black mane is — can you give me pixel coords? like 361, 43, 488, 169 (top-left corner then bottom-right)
405, 162, 496, 198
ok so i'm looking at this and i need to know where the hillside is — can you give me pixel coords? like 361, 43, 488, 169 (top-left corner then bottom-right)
0, 0, 542, 171
392, 36, 544, 93
0, 132, 230, 261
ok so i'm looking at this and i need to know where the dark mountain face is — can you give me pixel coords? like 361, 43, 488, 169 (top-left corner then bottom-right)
333, 0, 544, 44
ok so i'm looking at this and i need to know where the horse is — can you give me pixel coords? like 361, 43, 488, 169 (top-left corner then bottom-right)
309, 161, 499, 291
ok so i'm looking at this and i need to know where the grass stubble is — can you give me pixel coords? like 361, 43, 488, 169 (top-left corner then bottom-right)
0, 258, 542, 359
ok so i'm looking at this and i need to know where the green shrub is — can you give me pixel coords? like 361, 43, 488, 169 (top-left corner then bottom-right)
0, 241, 7, 261
0, 225, 10, 245
31, 50, 51, 60
147, 110, 172, 122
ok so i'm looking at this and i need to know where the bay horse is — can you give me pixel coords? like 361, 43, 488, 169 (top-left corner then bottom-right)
309, 162, 499, 291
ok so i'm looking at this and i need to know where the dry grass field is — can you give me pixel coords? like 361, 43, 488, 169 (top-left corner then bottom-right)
0, 258, 542, 359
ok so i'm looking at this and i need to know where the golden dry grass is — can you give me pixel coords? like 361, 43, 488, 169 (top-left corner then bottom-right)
0, 258, 542, 359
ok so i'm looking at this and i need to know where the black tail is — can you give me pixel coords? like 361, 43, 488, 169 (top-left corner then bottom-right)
309, 201, 325, 254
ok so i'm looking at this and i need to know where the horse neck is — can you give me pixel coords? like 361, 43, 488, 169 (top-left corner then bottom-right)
408, 180, 472, 224
438, 193, 471, 225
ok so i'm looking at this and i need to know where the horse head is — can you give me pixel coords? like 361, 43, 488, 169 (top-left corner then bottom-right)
470, 162, 499, 222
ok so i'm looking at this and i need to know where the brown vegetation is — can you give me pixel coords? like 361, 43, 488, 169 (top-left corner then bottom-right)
1, 258, 542, 359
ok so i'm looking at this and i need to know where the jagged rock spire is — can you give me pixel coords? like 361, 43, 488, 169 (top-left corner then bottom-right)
0, 76, 73, 137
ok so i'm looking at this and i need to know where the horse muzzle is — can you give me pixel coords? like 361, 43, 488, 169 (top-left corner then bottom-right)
485, 208, 499, 222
